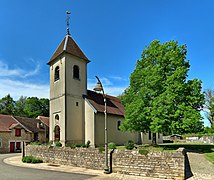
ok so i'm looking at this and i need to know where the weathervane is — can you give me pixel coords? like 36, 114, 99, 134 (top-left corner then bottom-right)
66, 11, 71, 35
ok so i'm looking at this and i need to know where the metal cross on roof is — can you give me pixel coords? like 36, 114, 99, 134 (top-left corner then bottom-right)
66, 11, 71, 35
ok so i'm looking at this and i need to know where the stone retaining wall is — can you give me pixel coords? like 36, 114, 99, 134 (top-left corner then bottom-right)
186, 136, 214, 144
26, 145, 185, 179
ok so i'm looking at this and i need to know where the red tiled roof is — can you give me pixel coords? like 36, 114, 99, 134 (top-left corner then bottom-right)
0, 114, 16, 132
37, 116, 49, 126
48, 35, 89, 64
14, 116, 45, 133
84, 90, 124, 116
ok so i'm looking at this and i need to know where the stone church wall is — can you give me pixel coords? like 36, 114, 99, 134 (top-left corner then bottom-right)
25, 145, 185, 179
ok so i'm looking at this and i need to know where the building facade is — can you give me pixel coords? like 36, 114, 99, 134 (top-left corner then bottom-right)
0, 114, 49, 153
48, 32, 163, 146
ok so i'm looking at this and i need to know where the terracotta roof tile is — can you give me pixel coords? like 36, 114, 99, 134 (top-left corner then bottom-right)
14, 116, 45, 133
37, 116, 49, 127
84, 90, 124, 116
48, 35, 89, 64
0, 114, 16, 132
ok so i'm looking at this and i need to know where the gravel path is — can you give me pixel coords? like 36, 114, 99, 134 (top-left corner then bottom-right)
187, 152, 214, 180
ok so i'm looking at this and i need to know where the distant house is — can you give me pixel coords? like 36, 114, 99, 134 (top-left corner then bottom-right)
0, 114, 49, 153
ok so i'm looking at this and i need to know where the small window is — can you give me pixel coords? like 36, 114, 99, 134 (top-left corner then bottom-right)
54, 66, 60, 81
148, 131, 151, 140
117, 120, 121, 131
76, 102, 79, 106
15, 129, 21, 137
73, 65, 80, 79
0, 138, 2, 148
158, 133, 160, 139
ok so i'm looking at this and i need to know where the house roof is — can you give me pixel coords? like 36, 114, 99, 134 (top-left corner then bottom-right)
37, 116, 49, 126
14, 116, 45, 133
0, 114, 49, 133
84, 90, 124, 116
0, 114, 17, 132
48, 34, 89, 65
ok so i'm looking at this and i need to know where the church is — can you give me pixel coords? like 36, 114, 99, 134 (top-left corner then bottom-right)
48, 21, 163, 147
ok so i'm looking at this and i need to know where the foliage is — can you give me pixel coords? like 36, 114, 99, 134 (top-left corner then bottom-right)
139, 149, 149, 155
125, 140, 135, 150
0, 94, 49, 118
108, 142, 117, 150
65, 143, 76, 149
204, 89, 214, 128
121, 40, 204, 135
55, 141, 62, 147
159, 143, 214, 153
30, 141, 42, 145
14, 96, 28, 117
86, 140, 91, 148
204, 127, 214, 134
0, 94, 15, 115
98, 146, 105, 153
22, 156, 43, 163
23, 97, 43, 118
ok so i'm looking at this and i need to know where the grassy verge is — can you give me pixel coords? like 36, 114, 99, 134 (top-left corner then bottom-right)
204, 152, 214, 164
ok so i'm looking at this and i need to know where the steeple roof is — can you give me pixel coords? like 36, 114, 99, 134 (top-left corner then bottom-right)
48, 34, 89, 65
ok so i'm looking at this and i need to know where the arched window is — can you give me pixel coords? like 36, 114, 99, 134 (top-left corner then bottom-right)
54, 66, 60, 81
73, 65, 80, 79
55, 114, 59, 121
54, 125, 60, 141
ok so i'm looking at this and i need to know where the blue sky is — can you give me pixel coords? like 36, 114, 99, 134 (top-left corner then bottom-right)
0, 1, 213, 126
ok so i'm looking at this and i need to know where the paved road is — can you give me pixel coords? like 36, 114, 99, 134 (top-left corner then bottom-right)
0, 154, 96, 180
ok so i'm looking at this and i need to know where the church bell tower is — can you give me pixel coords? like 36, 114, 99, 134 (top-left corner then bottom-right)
48, 12, 89, 145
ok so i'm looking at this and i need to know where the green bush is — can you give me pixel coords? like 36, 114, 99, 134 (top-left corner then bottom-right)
86, 140, 91, 148
108, 142, 116, 150
98, 146, 105, 153
139, 149, 149, 156
22, 156, 43, 164
66, 143, 76, 149
30, 141, 42, 145
125, 140, 135, 150
55, 141, 62, 147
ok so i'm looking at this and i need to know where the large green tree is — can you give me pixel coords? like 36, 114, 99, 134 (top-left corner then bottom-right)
23, 97, 48, 118
0, 94, 15, 115
15, 96, 28, 117
121, 40, 204, 135
204, 89, 214, 128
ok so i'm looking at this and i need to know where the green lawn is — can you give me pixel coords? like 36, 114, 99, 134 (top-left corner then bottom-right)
204, 152, 214, 164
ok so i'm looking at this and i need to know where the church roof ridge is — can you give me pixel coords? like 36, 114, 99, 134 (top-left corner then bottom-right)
48, 34, 89, 65
84, 90, 124, 116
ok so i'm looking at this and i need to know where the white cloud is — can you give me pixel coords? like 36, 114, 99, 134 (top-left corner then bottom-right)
0, 61, 24, 76
0, 59, 40, 78
0, 79, 49, 100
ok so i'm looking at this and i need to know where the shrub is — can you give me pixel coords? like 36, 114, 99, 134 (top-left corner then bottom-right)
108, 142, 116, 150
139, 149, 149, 156
55, 141, 62, 147
86, 140, 91, 148
125, 140, 135, 150
22, 156, 43, 163
98, 146, 105, 153
66, 143, 76, 149
30, 141, 42, 145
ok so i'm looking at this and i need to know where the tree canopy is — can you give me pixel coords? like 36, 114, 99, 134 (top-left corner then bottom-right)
121, 40, 204, 135
0, 94, 49, 118
204, 89, 214, 128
